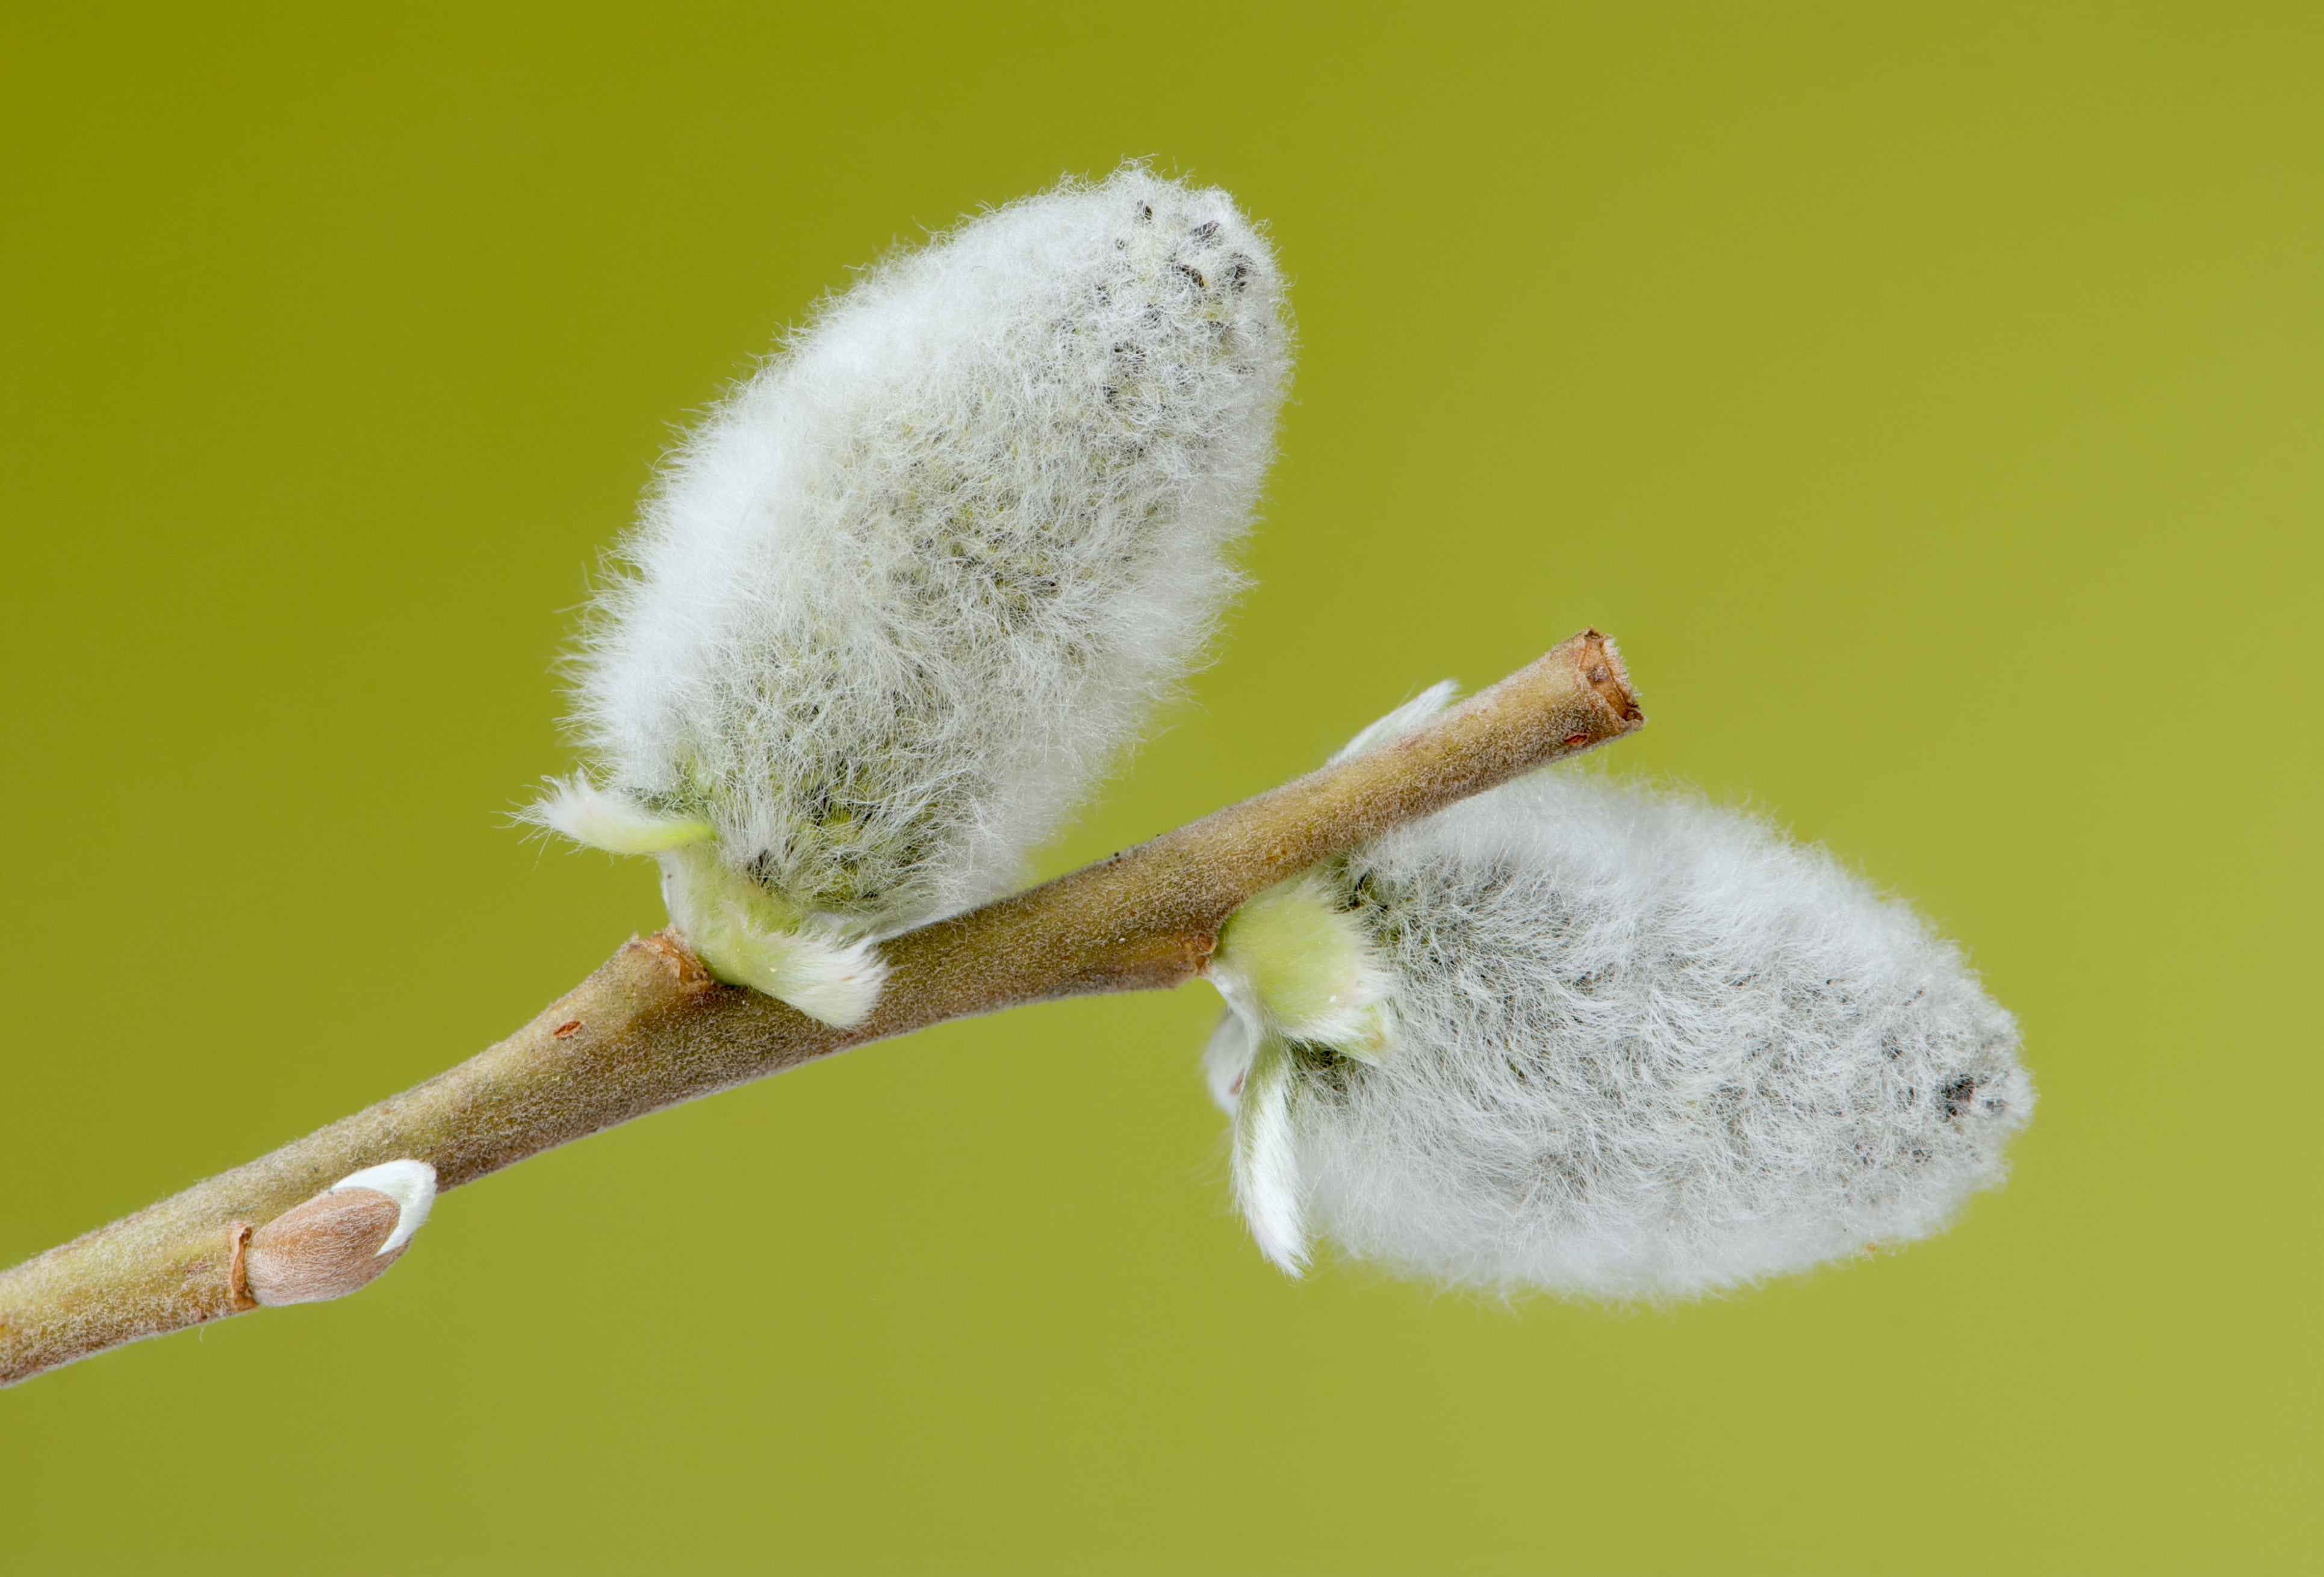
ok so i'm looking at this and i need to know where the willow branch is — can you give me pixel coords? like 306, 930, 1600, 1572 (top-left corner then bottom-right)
1, 631, 1643, 1388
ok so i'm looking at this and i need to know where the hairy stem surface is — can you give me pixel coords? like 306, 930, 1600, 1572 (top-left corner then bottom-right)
1, 633, 1642, 1387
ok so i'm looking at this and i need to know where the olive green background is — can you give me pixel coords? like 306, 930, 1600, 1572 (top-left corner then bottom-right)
2, 4, 2316, 1572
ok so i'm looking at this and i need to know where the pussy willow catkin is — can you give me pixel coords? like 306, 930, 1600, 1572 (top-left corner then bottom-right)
1207, 686, 2033, 1299
535, 169, 1291, 1025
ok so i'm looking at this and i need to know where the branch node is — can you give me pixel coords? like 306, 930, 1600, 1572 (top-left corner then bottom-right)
633, 931, 716, 992
225, 1223, 258, 1313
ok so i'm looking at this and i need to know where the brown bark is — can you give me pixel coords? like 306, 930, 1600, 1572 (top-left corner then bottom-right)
0, 631, 1642, 1388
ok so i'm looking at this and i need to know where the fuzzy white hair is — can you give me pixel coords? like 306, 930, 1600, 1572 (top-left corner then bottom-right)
536, 169, 1290, 1024
1207, 694, 2033, 1299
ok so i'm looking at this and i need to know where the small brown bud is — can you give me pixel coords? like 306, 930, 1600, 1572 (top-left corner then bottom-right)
243, 1189, 407, 1307
237, 1159, 438, 1309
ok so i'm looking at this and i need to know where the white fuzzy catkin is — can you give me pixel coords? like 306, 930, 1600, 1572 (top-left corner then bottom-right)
535, 169, 1290, 1024
1207, 691, 2033, 1299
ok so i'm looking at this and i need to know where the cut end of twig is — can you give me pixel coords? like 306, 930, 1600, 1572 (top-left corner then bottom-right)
1575, 628, 1646, 730
237, 1160, 438, 1308
1451, 628, 1647, 780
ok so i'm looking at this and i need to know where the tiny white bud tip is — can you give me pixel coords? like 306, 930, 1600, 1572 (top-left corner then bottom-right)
330, 1159, 437, 1256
